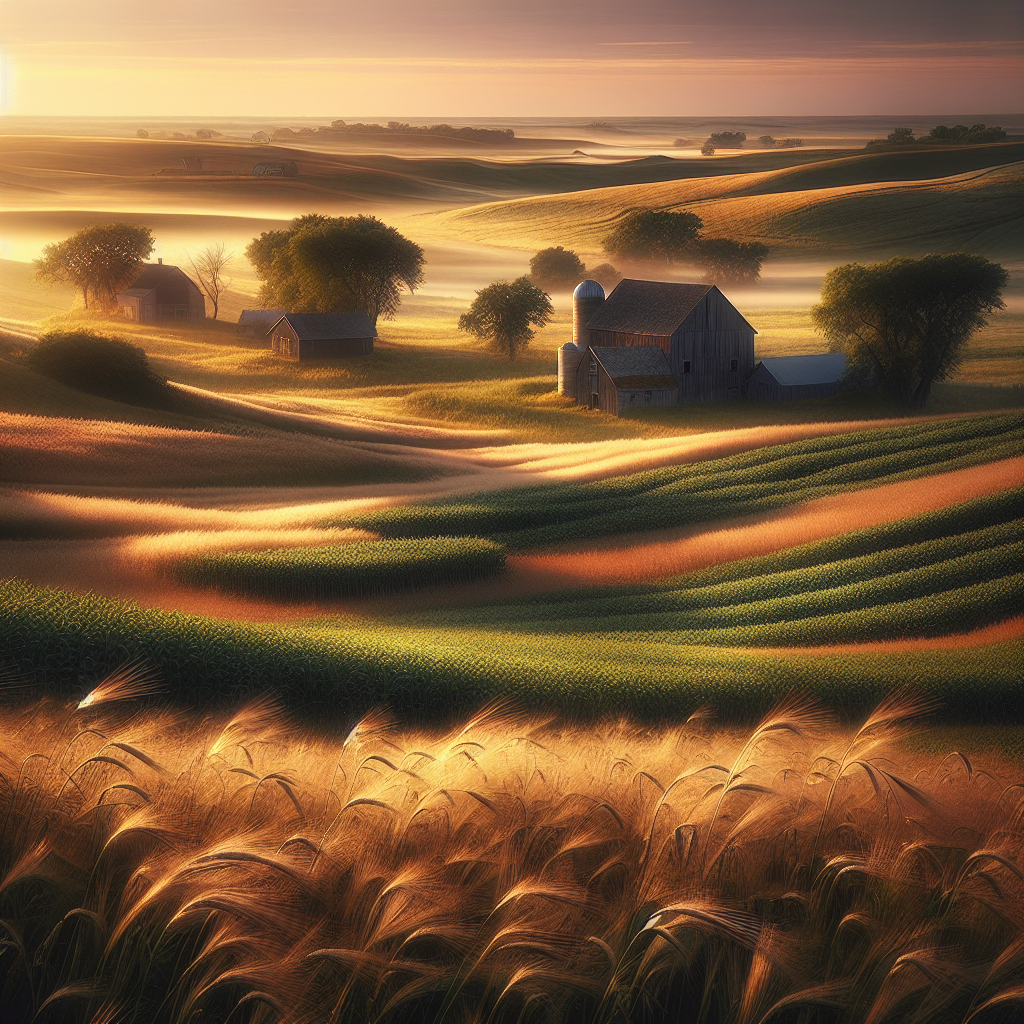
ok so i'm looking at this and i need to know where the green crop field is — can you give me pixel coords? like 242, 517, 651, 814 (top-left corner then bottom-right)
345, 413, 1024, 546
177, 536, 507, 600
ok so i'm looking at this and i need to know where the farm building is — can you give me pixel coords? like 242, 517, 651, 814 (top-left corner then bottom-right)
237, 310, 287, 338
559, 279, 756, 414
746, 353, 853, 401
115, 260, 205, 322
252, 161, 298, 176
269, 312, 376, 360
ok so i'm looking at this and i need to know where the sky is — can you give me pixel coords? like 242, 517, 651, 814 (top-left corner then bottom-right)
0, 0, 1021, 117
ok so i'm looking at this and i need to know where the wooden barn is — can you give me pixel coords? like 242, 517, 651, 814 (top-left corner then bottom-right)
559, 279, 756, 414
116, 261, 205, 322
269, 312, 376, 360
746, 353, 850, 401
574, 345, 679, 414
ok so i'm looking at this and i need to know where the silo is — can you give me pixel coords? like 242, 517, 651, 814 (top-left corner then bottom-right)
572, 279, 606, 348
557, 342, 583, 396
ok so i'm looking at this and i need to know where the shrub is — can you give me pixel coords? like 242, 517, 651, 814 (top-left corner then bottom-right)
26, 330, 170, 404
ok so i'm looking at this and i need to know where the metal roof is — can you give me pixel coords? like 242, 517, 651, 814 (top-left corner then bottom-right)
758, 353, 847, 386
573, 279, 606, 300
271, 311, 378, 340
591, 346, 677, 389
586, 279, 713, 336
238, 309, 286, 326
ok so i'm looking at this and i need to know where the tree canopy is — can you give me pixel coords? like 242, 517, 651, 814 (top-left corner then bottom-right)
692, 238, 770, 285
603, 210, 704, 263
245, 214, 424, 324
811, 253, 1007, 411
458, 277, 554, 361
930, 123, 1006, 144
709, 131, 745, 148
34, 223, 154, 310
528, 247, 587, 290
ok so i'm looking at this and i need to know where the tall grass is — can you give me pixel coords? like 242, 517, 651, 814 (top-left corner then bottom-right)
0, 691, 1020, 1023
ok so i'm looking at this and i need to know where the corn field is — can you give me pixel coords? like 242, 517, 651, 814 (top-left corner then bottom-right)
0, 687, 1020, 1023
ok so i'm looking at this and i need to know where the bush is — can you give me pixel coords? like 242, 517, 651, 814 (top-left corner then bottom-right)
26, 330, 169, 404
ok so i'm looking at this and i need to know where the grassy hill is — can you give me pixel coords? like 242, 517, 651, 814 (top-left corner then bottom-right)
415, 145, 1024, 260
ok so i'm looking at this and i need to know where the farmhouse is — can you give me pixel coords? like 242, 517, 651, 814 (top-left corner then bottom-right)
746, 353, 851, 401
237, 309, 287, 338
116, 260, 205, 322
269, 312, 376, 360
559, 279, 756, 414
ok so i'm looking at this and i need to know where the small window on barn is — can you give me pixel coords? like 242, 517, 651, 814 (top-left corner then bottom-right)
683, 361, 691, 374
730, 358, 739, 371
644, 391, 652, 404
629, 393, 636, 406
590, 358, 597, 372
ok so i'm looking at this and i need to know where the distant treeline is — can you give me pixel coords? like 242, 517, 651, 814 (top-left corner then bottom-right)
273, 121, 516, 143
869, 124, 1008, 147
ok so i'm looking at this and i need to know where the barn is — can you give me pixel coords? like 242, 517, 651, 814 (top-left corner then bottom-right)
116, 260, 205, 322
268, 312, 376, 360
559, 279, 756, 414
746, 353, 851, 401
237, 310, 286, 338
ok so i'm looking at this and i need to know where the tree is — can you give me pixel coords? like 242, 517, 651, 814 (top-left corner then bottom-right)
186, 242, 234, 320
929, 123, 1006, 144
693, 238, 770, 285
587, 262, 622, 289
701, 141, 715, 156
603, 209, 704, 263
458, 277, 553, 360
34, 223, 154, 310
709, 131, 745, 148
887, 127, 916, 144
811, 253, 1007, 411
528, 247, 587, 289
245, 214, 424, 324
26, 329, 169, 404
758, 135, 776, 147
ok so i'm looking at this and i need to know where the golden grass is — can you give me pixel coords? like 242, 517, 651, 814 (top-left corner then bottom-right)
0, 690, 1019, 1023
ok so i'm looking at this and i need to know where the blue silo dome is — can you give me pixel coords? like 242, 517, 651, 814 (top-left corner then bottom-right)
573, 279, 606, 300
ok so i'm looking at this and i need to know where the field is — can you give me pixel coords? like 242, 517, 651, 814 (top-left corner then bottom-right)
1, 115, 1023, 1024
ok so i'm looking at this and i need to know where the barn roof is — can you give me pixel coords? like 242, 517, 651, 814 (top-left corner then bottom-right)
122, 263, 199, 293
238, 309, 287, 326
586, 279, 712, 336
591, 346, 677, 390
272, 312, 377, 340
758, 353, 847, 386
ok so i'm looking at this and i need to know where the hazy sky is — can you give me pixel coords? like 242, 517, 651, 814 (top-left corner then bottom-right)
1, 0, 1021, 116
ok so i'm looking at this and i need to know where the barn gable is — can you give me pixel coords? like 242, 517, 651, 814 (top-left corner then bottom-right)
575, 346, 678, 415
269, 312, 377, 360
116, 262, 206, 322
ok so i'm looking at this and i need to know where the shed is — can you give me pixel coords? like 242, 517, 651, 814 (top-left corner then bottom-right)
116, 261, 205, 322
237, 309, 287, 337
582, 279, 756, 403
269, 312, 376, 360
746, 353, 850, 401
576, 346, 679, 415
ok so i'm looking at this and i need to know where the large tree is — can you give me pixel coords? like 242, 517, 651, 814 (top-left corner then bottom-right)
528, 246, 587, 290
603, 209, 704, 263
811, 253, 1007, 411
692, 238, 770, 285
245, 214, 424, 324
35, 223, 154, 310
458, 277, 553, 361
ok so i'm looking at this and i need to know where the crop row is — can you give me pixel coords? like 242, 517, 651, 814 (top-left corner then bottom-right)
427, 490, 1024, 628
346, 414, 1024, 547
2, 578, 1020, 724
175, 536, 506, 600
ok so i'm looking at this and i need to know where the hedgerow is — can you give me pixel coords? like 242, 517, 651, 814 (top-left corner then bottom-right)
176, 536, 506, 600
344, 413, 1024, 547
1, 579, 1020, 724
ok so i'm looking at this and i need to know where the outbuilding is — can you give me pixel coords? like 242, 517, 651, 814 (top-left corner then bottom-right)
575, 345, 679, 414
746, 353, 850, 401
116, 261, 205, 322
269, 312, 376, 360
237, 309, 287, 338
